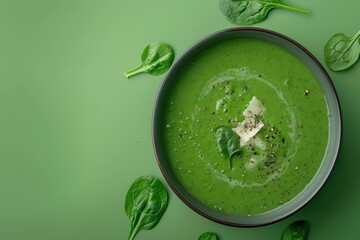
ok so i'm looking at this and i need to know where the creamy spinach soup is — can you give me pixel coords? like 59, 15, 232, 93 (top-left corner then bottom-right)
162, 38, 328, 215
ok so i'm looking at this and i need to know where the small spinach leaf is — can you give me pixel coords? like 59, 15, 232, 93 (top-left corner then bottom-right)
215, 126, 241, 169
125, 176, 168, 240
219, 0, 308, 25
198, 232, 218, 240
324, 30, 360, 71
125, 43, 174, 78
281, 220, 309, 240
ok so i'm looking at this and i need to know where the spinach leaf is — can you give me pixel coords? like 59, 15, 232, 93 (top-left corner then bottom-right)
125, 176, 168, 240
198, 232, 218, 240
124, 43, 174, 78
324, 30, 360, 71
215, 126, 242, 169
219, 0, 308, 25
281, 220, 309, 240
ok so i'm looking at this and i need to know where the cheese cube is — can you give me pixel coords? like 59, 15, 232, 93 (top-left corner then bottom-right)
233, 117, 264, 143
243, 96, 265, 117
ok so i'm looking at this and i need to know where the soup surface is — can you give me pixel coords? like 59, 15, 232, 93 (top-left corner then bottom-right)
162, 38, 328, 215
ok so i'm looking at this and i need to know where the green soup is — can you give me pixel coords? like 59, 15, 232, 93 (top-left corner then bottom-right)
162, 38, 328, 215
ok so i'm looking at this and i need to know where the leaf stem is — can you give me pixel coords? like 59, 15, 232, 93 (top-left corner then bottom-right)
276, 4, 309, 14
128, 227, 136, 240
124, 66, 145, 78
355, 30, 360, 40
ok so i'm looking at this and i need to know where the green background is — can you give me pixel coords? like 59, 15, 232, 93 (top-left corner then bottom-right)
0, 0, 359, 239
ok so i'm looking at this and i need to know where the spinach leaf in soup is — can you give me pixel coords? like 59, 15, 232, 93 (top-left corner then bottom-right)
125, 176, 168, 240
124, 43, 174, 78
219, 0, 308, 25
198, 232, 218, 240
324, 30, 360, 71
281, 220, 309, 240
215, 126, 242, 169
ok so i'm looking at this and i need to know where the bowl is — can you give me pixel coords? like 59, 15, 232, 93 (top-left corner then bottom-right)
152, 27, 341, 227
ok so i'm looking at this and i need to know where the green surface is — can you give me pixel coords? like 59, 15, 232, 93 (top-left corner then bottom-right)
163, 38, 328, 215
0, 0, 359, 239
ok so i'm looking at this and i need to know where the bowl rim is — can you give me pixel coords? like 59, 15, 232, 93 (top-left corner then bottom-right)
152, 27, 342, 227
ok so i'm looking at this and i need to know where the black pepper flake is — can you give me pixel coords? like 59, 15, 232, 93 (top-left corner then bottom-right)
282, 138, 285, 143
269, 154, 276, 162
265, 153, 277, 167
179, 134, 183, 138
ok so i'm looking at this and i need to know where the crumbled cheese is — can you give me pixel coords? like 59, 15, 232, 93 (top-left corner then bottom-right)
243, 96, 265, 117
233, 117, 264, 142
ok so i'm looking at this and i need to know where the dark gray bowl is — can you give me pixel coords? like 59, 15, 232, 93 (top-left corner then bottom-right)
152, 27, 341, 227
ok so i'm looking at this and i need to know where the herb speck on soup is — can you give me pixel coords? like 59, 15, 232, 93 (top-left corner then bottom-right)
162, 39, 328, 215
